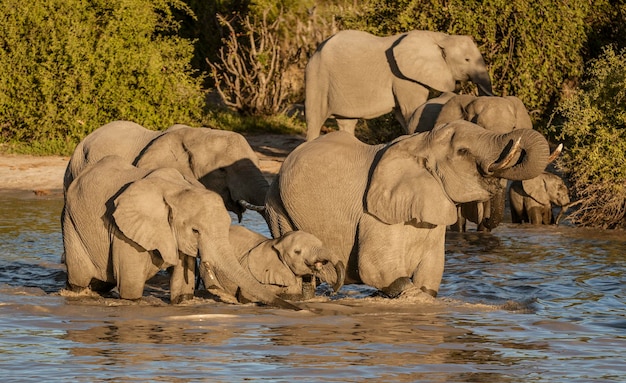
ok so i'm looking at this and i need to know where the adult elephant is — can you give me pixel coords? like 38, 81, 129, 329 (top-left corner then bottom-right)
204, 226, 345, 302
64, 120, 268, 220
509, 171, 570, 225
266, 120, 550, 298
63, 155, 300, 310
407, 93, 538, 231
304, 29, 493, 141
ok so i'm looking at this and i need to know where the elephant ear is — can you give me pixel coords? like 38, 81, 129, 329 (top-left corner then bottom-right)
522, 175, 550, 206
112, 175, 179, 268
392, 31, 456, 92
365, 142, 458, 226
247, 248, 298, 287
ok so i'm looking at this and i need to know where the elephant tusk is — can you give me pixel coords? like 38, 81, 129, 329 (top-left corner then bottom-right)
547, 143, 563, 163
332, 261, 346, 293
488, 137, 522, 173
238, 199, 265, 212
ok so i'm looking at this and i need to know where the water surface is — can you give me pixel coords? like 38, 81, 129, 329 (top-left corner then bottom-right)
0, 195, 624, 382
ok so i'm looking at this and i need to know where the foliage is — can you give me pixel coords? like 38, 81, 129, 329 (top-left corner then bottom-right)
550, 46, 626, 229
208, 11, 300, 116
203, 106, 305, 135
0, 0, 205, 155
340, 0, 592, 128
207, 2, 346, 115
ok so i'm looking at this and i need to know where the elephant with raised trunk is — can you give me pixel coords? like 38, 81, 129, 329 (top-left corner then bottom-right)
63, 155, 300, 310
64, 120, 268, 220
204, 226, 345, 302
304, 29, 493, 140
509, 171, 570, 225
267, 120, 551, 298
406, 93, 542, 231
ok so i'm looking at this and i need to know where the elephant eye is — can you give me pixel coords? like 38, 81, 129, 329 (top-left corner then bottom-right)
457, 148, 470, 156
294, 249, 302, 255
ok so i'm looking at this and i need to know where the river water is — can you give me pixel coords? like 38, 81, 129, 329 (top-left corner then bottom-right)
0, 194, 624, 382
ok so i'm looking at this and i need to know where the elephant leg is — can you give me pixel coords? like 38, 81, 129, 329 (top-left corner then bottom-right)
482, 183, 507, 230
449, 206, 467, 232
112, 239, 152, 300
336, 118, 358, 135
544, 207, 553, 225
410, 226, 445, 298
63, 226, 100, 292
527, 206, 544, 225
357, 218, 412, 294
170, 254, 196, 304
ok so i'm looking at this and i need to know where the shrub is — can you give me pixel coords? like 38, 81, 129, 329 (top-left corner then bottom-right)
207, 2, 345, 116
0, 0, 205, 155
551, 46, 626, 229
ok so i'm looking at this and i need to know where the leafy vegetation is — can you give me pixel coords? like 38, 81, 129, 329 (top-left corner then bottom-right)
0, 0, 205, 155
550, 46, 626, 229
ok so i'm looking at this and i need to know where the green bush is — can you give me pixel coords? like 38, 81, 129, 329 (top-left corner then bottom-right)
551, 46, 626, 229
0, 0, 205, 155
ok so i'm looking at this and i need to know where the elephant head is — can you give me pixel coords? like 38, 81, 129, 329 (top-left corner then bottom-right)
134, 127, 269, 221
263, 230, 345, 293
366, 121, 550, 226
111, 167, 299, 309
392, 31, 493, 96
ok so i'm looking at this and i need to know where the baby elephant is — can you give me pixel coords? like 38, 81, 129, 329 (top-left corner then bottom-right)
204, 226, 345, 302
509, 171, 570, 225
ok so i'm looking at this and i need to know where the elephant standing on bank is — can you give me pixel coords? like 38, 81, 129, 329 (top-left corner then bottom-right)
204, 226, 345, 302
267, 120, 551, 298
63, 155, 299, 309
304, 30, 493, 141
64, 120, 268, 220
407, 93, 537, 231
509, 171, 571, 225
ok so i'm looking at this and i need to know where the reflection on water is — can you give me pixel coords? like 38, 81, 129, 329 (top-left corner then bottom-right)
0, 196, 625, 382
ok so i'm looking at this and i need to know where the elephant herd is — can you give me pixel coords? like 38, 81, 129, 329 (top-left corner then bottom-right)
61, 29, 570, 308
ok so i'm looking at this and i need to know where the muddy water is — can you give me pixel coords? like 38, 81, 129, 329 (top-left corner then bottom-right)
0, 195, 624, 382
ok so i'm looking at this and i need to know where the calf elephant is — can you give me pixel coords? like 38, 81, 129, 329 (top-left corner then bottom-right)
64, 120, 268, 220
304, 29, 493, 140
205, 226, 345, 302
509, 171, 570, 224
62, 155, 300, 310
267, 120, 551, 298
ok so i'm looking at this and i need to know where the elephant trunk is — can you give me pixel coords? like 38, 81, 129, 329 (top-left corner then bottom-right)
482, 128, 550, 181
311, 248, 346, 293
472, 70, 493, 97
228, 159, 270, 218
